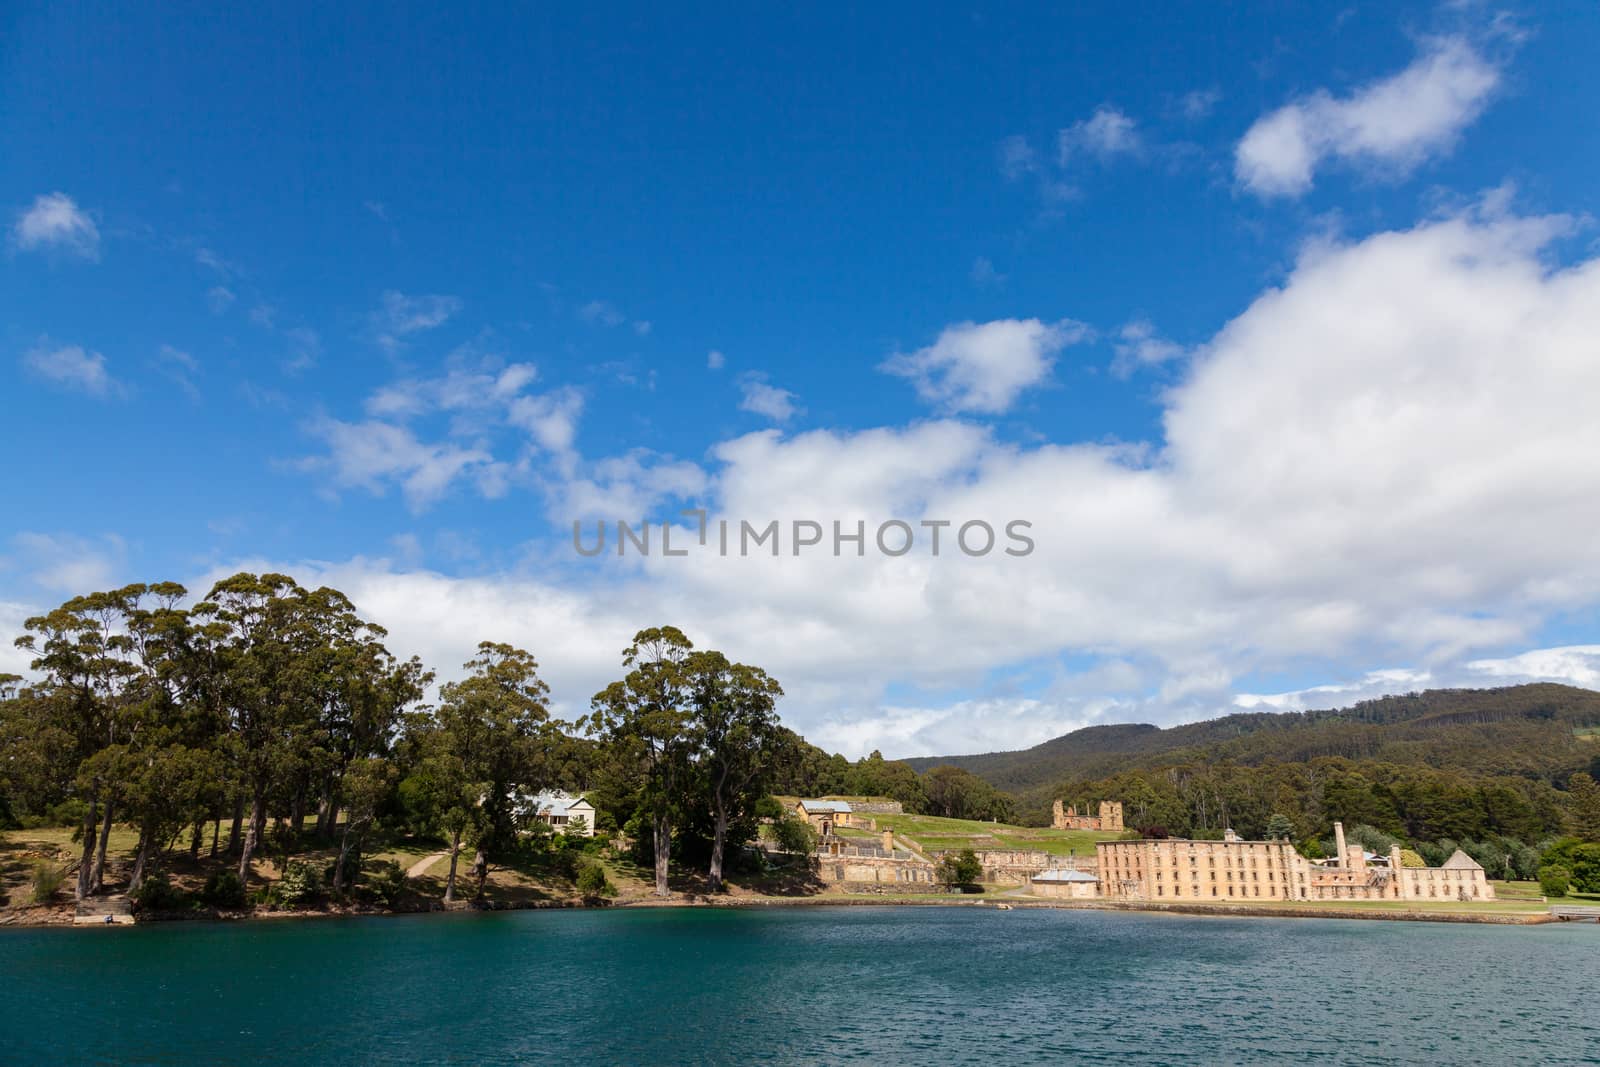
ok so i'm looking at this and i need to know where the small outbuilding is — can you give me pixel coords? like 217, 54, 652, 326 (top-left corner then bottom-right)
1030, 868, 1099, 899
521, 790, 596, 837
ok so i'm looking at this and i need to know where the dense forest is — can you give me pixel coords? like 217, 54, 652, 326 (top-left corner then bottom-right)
0, 574, 1004, 910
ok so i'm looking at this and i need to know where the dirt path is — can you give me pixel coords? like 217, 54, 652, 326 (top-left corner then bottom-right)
407, 851, 449, 879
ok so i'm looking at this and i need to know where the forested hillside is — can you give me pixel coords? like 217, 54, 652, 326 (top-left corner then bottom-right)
906, 685, 1600, 792
902, 685, 1600, 855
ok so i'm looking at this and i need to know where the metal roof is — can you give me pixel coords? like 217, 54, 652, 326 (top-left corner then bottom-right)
798, 799, 853, 813
1032, 868, 1098, 882
522, 790, 593, 817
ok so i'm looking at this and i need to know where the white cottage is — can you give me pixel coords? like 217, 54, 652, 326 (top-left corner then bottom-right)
521, 790, 597, 837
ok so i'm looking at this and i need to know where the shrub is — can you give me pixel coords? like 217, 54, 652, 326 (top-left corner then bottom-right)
201, 869, 247, 909
576, 860, 615, 903
29, 862, 64, 904
1399, 849, 1426, 869
360, 860, 408, 907
277, 861, 322, 907
1538, 864, 1571, 898
132, 872, 190, 912
935, 849, 983, 887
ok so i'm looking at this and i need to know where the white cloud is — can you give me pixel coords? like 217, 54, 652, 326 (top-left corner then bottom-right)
1466, 646, 1600, 689
206, 286, 236, 314
3, 532, 126, 596
12, 192, 99, 259
301, 418, 504, 512
880, 318, 1087, 414
90, 198, 1600, 756
1236, 37, 1501, 197
508, 386, 584, 453
633, 320, 652, 337
1058, 105, 1141, 163
737, 374, 802, 423
21, 343, 122, 397
1111, 319, 1186, 376
707, 349, 726, 370
372, 291, 462, 352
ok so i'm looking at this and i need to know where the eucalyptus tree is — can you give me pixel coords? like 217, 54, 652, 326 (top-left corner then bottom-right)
687, 650, 784, 893
414, 642, 555, 903
588, 626, 696, 897
14, 584, 189, 898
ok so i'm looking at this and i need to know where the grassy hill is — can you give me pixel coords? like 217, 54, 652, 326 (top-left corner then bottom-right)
903, 683, 1600, 796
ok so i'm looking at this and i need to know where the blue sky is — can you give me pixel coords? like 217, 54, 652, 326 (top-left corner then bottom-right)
6, 2, 1600, 756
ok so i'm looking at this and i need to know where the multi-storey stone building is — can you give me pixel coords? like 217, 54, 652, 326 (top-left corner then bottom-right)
1093, 822, 1493, 903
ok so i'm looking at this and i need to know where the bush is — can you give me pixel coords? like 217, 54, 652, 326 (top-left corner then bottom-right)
935, 849, 983, 887
1538, 864, 1571, 898
277, 861, 322, 907
360, 860, 408, 907
29, 862, 64, 904
576, 860, 615, 903
201, 869, 247, 909
132, 872, 190, 912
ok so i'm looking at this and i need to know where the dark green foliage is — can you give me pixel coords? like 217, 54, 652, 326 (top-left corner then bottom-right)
769, 811, 818, 856
1570, 843, 1600, 894
1264, 813, 1296, 840
200, 868, 247, 909
1538, 865, 1571, 898
576, 859, 615, 903
935, 848, 983, 886
359, 860, 409, 907
132, 872, 190, 912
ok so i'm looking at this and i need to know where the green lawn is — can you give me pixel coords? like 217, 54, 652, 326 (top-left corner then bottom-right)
873, 812, 1117, 857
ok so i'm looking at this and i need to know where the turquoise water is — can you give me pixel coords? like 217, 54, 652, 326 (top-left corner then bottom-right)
1, 907, 1596, 1065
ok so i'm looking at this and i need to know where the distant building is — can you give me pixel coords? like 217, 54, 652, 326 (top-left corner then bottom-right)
520, 790, 596, 837
1094, 822, 1493, 903
1052, 800, 1124, 832
794, 799, 854, 835
1030, 868, 1100, 899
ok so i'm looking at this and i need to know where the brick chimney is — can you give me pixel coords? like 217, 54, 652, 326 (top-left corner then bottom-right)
1333, 821, 1347, 866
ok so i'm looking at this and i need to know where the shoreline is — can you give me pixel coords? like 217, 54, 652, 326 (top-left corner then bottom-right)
1, 890, 1564, 930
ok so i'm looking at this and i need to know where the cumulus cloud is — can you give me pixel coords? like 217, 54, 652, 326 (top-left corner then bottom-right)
1236, 37, 1501, 197
21, 343, 122, 397
301, 418, 505, 512
509, 386, 584, 453
737, 374, 802, 423
880, 318, 1088, 414
12, 192, 99, 259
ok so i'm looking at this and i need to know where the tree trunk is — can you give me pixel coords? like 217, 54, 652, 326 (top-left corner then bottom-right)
237, 790, 265, 881
227, 795, 243, 855
471, 847, 488, 902
332, 832, 353, 896
289, 790, 306, 836
189, 821, 204, 862
75, 797, 100, 902
653, 812, 671, 897
210, 817, 221, 860
129, 825, 154, 891
89, 799, 115, 893
443, 828, 462, 904
708, 805, 729, 893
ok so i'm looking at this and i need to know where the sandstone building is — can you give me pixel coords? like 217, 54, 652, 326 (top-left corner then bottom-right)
1093, 822, 1493, 903
1052, 799, 1124, 832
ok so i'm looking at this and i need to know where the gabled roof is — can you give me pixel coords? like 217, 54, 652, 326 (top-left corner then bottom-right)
520, 790, 593, 818
1441, 849, 1482, 870
1032, 868, 1098, 883
798, 799, 853, 813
